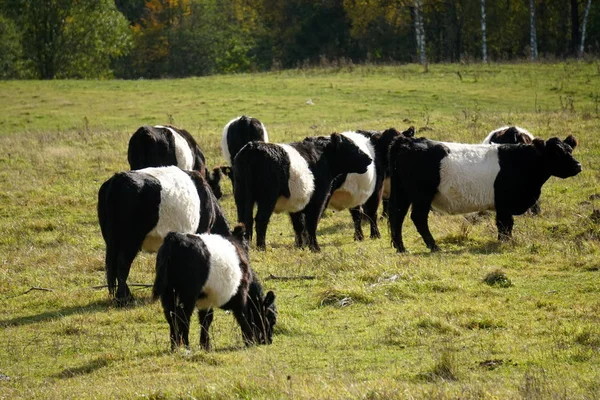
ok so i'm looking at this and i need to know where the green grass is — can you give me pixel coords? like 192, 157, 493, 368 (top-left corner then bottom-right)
1, 62, 600, 399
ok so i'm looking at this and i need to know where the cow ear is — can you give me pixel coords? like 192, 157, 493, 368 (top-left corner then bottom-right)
564, 135, 578, 150
264, 290, 276, 308
403, 126, 415, 137
330, 133, 342, 148
505, 127, 519, 143
369, 133, 382, 145
532, 138, 545, 152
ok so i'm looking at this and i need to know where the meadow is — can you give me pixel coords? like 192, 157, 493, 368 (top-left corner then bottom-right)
0, 62, 599, 399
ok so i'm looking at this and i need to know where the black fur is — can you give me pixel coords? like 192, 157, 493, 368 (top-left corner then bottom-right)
233, 133, 372, 251
487, 126, 533, 145
388, 135, 581, 252
329, 127, 415, 241
97, 168, 230, 305
127, 125, 223, 199
224, 116, 268, 164
152, 226, 276, 350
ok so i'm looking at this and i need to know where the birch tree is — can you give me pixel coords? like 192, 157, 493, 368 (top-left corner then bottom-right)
480, 0, 488, 63
579, 0, 593, 58
529, 0, 538, 61
414, 0, 426, 65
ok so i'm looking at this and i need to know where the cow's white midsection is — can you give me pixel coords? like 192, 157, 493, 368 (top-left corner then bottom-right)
155, 125, 194, 170
432, 142, 500, 214
328, 132, 376, 210
142, 166, 200, 240
274, 144, 315, 213
195, 234, 242, 309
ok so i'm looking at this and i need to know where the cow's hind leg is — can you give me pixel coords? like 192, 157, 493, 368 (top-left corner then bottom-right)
198, 308, 214, 351
388, 190, 410, 252
114, 244, 140, 306
411, 199, 438, 252
289, 212, 306, 248
496, 212, 514, 241
255, 197, 277, 250
350, 207, 365, 241
362, 193, 381, 239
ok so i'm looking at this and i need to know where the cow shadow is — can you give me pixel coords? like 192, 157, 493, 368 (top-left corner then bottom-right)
0, 294, 153, 328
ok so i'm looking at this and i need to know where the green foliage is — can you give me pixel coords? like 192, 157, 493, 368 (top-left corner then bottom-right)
0, 14, 25, 78
1, 0, 131, 79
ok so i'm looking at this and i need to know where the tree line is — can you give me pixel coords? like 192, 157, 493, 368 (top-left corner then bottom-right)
0, 0, 598, 80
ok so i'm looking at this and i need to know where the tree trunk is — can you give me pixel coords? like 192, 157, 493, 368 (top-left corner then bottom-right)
480, 0, 488, 63
414, 0, 427, 65
579, 0, 592, 58
570, 0, 580, 56
529, 0, 538, 61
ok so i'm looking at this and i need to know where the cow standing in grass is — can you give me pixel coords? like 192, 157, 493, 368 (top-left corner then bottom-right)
97, 166, 230, 305
153, 225, 276, 351
128, 125, 223, 199
220, 116, 269, 186
233, 133, 371, 251
330, 127, 415, 240
388, 135, 581, 252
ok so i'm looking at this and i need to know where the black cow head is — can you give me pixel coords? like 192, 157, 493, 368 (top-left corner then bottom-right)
207, 167, 223, 199
329, 133, 371, 175
247, 287, 277, 345
537, 135, 582, 179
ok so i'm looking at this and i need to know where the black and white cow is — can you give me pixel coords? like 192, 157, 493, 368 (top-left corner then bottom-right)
233, 133, 372, 252
97, 166, 230, 305
388, 135, 582, 252
152, 225, 276, 351
328, 127, 415, 240
220, 116, 269, 184
483, 126, 534, 145
127, 125, 223, 199
483, 126, 539, 214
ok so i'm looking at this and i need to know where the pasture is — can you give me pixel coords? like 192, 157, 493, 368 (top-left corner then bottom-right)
1, 62, 599, 399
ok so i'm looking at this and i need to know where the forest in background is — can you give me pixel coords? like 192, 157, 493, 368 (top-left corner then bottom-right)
0, 0, 598, 80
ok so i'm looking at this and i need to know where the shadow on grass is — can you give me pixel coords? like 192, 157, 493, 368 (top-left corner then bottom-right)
54, 356, 112, 379
0, 294, 153, 328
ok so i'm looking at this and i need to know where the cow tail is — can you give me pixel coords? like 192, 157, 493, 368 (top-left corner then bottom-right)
152, 232, 175, 301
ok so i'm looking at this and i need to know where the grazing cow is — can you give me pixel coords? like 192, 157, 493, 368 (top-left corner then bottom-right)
97, 166, 230, 305
388, 135, 581, 252
127, 125, 223, 199
152, 225, 276, 350
220, 116, 269, 184
234, 133, 372, 251
483, 126, 539, 214
483, 126, 534, 145
330, 127, 415, 240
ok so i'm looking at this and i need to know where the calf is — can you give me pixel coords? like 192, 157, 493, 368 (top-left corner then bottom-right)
127, 125, 223, 199
97, 166, 230, 305
152, 225, 276, 351
388, 135, 581, 252
234, 133, 371, 251
483, 126, 534, 145
220, 116, 269, 184
329, 127, 415, 240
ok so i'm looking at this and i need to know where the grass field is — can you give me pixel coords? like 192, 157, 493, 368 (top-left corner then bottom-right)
1, 62, 599, 399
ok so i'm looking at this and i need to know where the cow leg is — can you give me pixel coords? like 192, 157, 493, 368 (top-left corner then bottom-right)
115, 245, 139, 306
411, 201, 438, 252
496, 212, 514, 241
289, 212, 306, 248
161, 292, 179, 351
362, 193, 381, 239
350, 207, 365, 241
304, 196, 329, 252
388, 192, 410, 253
174, 298, 195, 349
381, 198, 389, 219
232, 309, 255, 347
198, 308, 214, 351
255, 197, 277, 251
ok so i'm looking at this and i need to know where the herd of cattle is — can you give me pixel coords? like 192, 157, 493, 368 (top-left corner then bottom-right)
97, 117, 582, 350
